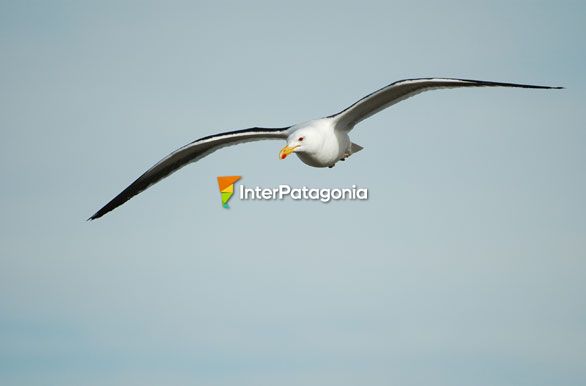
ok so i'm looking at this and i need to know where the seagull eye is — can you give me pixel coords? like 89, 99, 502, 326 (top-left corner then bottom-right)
298, 136, 304, 141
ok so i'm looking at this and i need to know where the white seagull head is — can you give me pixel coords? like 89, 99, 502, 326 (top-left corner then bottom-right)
279, 127, 321, 160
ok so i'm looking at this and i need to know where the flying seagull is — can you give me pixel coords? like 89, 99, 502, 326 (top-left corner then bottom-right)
89, 77, 561, 220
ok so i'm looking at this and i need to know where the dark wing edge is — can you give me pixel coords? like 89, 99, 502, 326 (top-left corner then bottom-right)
329, 77, 563, 128
88, 126, 290, 220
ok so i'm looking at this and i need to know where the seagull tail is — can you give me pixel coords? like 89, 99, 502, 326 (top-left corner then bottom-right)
351, 142, 364, 154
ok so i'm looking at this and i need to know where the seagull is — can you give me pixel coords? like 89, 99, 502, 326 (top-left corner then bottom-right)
89, 77, 561, 220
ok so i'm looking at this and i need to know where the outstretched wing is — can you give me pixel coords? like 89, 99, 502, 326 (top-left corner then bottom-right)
89, 126, 290, 220
330, 78, 562, 129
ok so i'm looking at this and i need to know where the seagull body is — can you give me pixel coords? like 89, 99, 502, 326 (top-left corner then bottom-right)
89, 78, 561, 220
283, 118, 353, 168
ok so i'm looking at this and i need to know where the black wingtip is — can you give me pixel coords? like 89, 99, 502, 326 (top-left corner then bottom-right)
540, 85, 564, 89
461, 79, 565, 90
88, 209, 109, 221
495, 81, 563, 90
87, 210, 105, 221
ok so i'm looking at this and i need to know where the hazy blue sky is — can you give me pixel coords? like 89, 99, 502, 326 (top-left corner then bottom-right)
1, 1, 584, 385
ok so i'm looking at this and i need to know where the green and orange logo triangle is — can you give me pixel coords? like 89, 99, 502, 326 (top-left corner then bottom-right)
217, 176, 241, 208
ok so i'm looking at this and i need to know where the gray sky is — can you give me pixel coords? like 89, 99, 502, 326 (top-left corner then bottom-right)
1, 1, 585, 385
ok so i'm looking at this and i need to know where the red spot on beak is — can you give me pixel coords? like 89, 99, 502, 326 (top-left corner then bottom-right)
280, 153, 287, 159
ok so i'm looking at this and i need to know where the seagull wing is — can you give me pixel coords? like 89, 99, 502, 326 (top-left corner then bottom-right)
330, 78, 562, 129
89, 126, 289, 220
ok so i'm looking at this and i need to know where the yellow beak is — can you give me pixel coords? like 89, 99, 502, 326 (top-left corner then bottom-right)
279, 145, 299, 160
